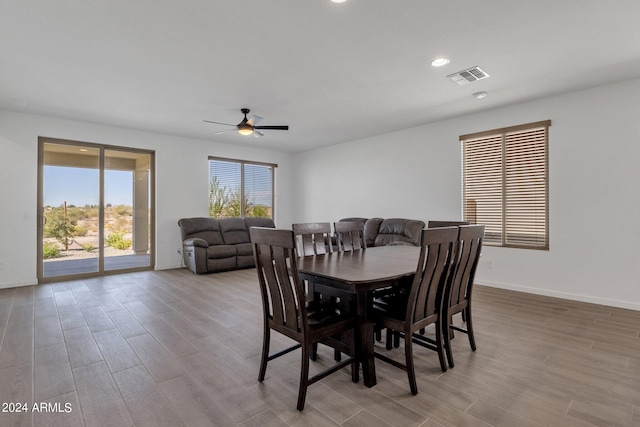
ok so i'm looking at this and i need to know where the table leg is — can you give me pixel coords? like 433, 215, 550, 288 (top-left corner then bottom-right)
357, 291, 376, 387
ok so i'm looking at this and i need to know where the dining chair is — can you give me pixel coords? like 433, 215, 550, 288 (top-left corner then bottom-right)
334, 220, 366, 252
372, 226, 458, 394
292, 222, 334, 256
427, 220, 470, 228
294, 222, 356, 361
442, 224, 484, 368
250, 227, 359, 411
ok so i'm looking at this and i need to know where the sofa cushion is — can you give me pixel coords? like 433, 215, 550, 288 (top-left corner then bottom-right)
364, 218, 384, 247
178, 217, 225, 245
206, 245, 237, 259
236, 242, 253, 257
220, 218, 251, 245
374, 218, 425, 247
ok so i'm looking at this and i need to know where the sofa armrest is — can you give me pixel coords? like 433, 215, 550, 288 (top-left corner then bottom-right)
183, 237, 209, 248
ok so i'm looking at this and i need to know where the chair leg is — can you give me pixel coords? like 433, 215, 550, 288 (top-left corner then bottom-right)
449, 314, 455, 340
334, 349, 341, 361
385, 328, 393, 350
441, 308, 454, 369
436, 319, 448, 372
466, 306, 477, 351
404, 330, 418, 395
297, 343, 311, 411
375, 328, 382, 342
311, 342, 318, 361
393, 331, 400, 348
258, 327, 270, 381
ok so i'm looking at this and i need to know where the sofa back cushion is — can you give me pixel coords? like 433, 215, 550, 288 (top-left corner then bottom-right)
219, 218, 251, 245
363, 218, 384, 247
374, 218, 425, 246
178, 217, 224, 245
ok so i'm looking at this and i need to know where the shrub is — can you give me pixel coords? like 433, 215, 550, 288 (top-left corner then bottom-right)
43, 241, 60, 259
81, 244, 96, 252
72, 225, 88, 237
106, 232, 132, 250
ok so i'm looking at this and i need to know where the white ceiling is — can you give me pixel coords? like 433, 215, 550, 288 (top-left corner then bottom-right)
2, 1, 640, 153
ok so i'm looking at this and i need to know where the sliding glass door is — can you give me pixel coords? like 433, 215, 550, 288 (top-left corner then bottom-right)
38, 138, 154, 282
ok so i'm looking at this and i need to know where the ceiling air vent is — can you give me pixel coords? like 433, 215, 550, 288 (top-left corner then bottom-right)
447, 66, 490, 85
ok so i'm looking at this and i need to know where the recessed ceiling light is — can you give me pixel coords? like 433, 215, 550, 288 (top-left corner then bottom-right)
430, 58, 450, 67
79, 148, 89, 152
473, 91, 488, 99
331, 0, 347, 3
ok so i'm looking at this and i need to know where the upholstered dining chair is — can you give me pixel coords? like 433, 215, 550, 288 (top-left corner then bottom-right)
442, 224, 484, 368
334, 220, 366, 252
372, 226, 458, 394
250, 227, 358, 411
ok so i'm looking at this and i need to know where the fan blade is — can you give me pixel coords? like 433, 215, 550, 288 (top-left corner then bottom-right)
203, 120, 236, 126
213, 129, 237, 136
247, 115, 263, 126
254, 125, 289, 130
253, 130, 264, 137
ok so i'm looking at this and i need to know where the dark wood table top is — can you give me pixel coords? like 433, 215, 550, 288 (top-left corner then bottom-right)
298, 245, 420, 292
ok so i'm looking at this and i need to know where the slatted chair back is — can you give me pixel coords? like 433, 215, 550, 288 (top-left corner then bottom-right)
427, 220, 470, 228
251, 227, 307, 336
447, 225, 484, 314
441, 224, 484, 368
334, 220, 366, 252
406, 227, 458, 327
292, 222, 333, 256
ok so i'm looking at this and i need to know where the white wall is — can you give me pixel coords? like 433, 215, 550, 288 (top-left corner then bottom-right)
0, 110, 294, 288
294, 77, 640, 310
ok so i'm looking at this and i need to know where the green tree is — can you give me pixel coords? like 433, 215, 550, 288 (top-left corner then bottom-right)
226, 188, 252, 217
44, 206, 77, 251
209, 177, 230, 218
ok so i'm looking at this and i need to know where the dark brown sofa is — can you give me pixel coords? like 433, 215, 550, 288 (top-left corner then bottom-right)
178, 217, 275, 274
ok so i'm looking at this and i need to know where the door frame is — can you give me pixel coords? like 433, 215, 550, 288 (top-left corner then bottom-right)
37, 136, 155, 283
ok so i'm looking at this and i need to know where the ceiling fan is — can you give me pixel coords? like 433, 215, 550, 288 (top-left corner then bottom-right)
204, 108, 289, 137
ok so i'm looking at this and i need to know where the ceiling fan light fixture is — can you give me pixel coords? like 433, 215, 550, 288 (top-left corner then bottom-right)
238, 124, 254, 135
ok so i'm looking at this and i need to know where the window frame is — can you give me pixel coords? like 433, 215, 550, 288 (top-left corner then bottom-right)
461, 120, 551, 250
208, 156, 277, 220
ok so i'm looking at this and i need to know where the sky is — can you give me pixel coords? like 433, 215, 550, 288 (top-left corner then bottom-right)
44, 166, 133, 207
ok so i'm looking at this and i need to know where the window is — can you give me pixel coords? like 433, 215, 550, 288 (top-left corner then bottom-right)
461, 120, 550, 250
208, 157, 276, 219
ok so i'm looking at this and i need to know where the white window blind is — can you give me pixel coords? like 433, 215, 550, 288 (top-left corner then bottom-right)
208, 157, 276, 219
461, 120, 550, 250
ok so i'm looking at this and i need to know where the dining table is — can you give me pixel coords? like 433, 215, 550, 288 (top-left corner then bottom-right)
298, 244, 421, 387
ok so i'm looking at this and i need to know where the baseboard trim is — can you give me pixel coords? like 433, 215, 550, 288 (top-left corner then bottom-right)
0, 279, 37, 289
154, 263, 183, 271
476, 279, 640, 312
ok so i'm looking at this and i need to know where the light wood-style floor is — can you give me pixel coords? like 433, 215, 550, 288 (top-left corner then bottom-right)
1, 268, 639, 426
